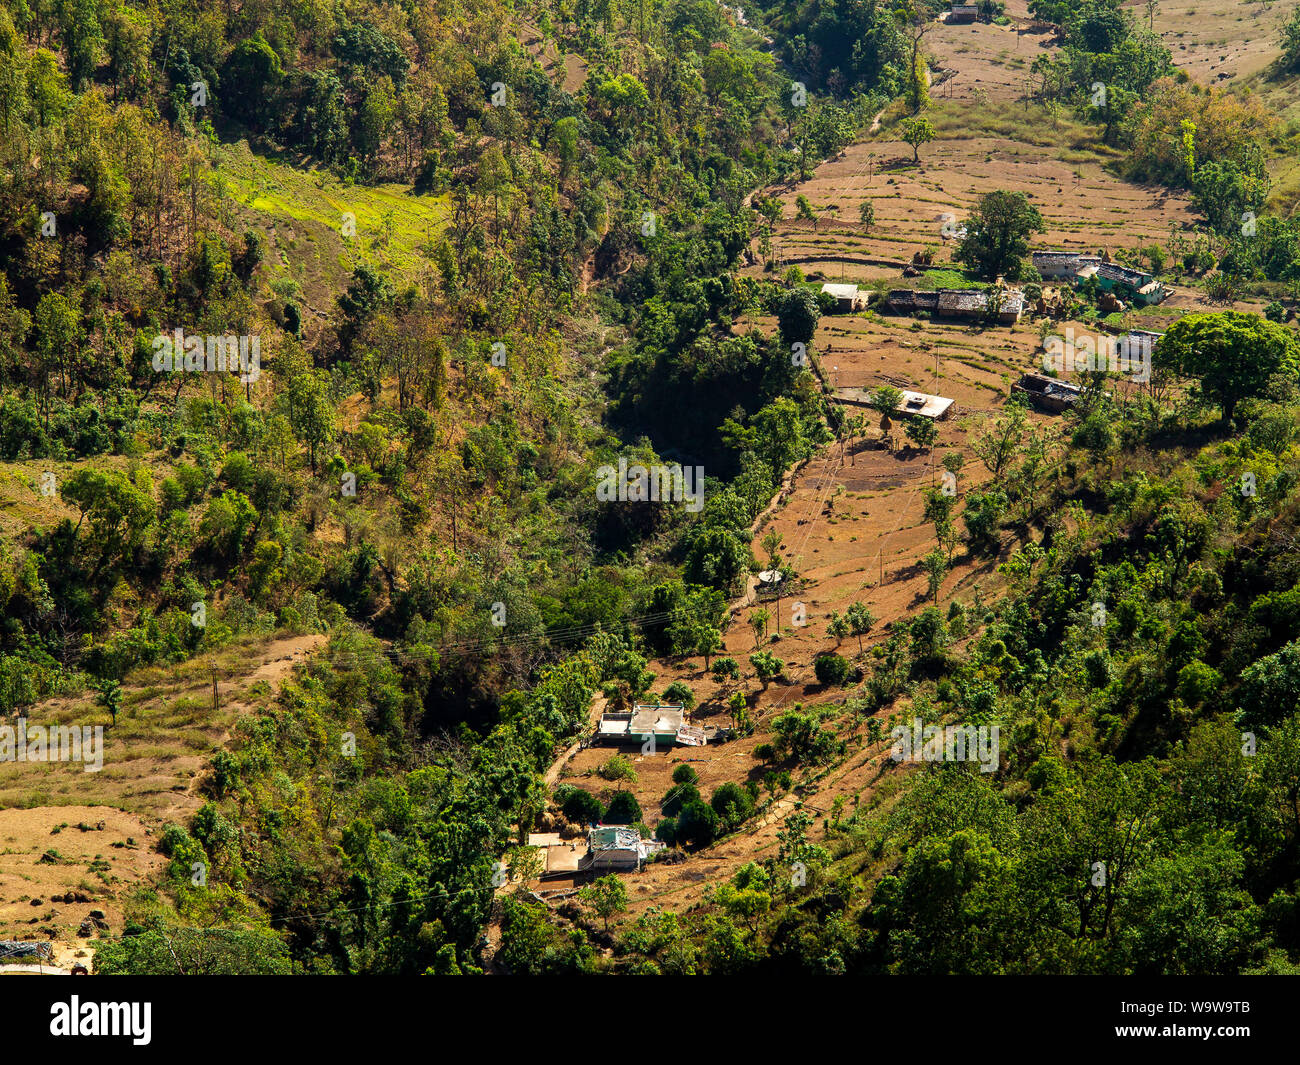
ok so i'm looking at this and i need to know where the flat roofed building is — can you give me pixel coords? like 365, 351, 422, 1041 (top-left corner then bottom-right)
835, 387, 955, 420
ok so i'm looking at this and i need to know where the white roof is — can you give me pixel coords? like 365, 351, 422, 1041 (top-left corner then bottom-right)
821, 283, 860, 299
897, 390, 955, 419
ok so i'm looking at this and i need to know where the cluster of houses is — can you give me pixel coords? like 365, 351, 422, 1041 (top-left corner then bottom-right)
1031, 252, 1169, 307
884, 287, 1026, 324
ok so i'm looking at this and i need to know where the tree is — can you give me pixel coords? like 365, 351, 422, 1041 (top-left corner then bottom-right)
750, 650, 784, 687
221, 33, 284, 127
662, 680, 696, 710
579, 875, 628, 933
677, 799, 720, 848
963, 489, 1008, 550
93, 927, 292, 975
560, 788, 603, 825
711, 782, 755, 831
795, 194, 818, 230
1283, 6, 1300, 71
898, 116, 936, 163
761, 528, 785, 571
1154, 311, 1300, 422
973, 397, 1029, 481
604, 791, 643, 825
95, 679, 122, 727
870, 385, 904, 421
695, 625, 723, 670
827, 611, 850, 646
922, 549, 948, 603
858, 199, 876, 232
846, 602, 875, 653
776, 287, 820, 346
285, 370, 337, 471
1237, 640, 1300, 732
711, 656, 740, 682
905, 417, 939, 451
749, 608, 770, 647
956, 191, 1044, 280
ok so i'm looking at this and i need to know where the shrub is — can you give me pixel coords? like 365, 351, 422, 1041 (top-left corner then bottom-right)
662, 680, 695, 708
710, 782, 755, 829
813, 652, 852, 687
560, 788, 603, 825
671, 764, 699, 786
676, 799, 719, 848
604, 791, 643, 825
711, 657, 740, 680
597, 755, 637, 783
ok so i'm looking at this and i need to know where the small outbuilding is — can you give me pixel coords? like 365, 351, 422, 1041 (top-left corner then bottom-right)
820, 283, 864, 312
836, 387, 955, 420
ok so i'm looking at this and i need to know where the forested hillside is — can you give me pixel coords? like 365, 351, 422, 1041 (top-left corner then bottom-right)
0, 0, 1299, 978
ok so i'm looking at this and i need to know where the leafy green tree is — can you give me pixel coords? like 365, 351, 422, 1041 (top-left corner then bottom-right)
776, 286, 820, 346
604, 790, 643, 825
677, 799, 720, 848
711, 781, 755, 831
905, 417, 939, 451
898, 115, 935, 163
750, 649, 784, 687
922, 548, 947, 602
578, 875, 628, 933
1154, 311, 1300, 422
846, 602, 875, 653
560, 788, 603, 825
1237, 641, 1300, 732
870, 385, 904, 420
711, 656, 740, 682
1283, 6, 1300, 71
827, 611, 850, 646
285, 370, 336, 472
93, 926, 293, 975
963, 489, 1008, 550
956, 191, 1044, 280
973, 397, 1029, 480
221, 33, 284, 126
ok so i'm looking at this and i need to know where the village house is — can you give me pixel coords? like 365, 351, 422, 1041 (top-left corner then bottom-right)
596, 704, 707, 747
1031, 251, 1102, 281
886, 287, 1023, 323
836, 387, 955, 421
1031, 251, 1168, 306
820, 282, 864, 312
948, 3, 979, 23
585, 826, 665, 871
1094, 262, 1168, 306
